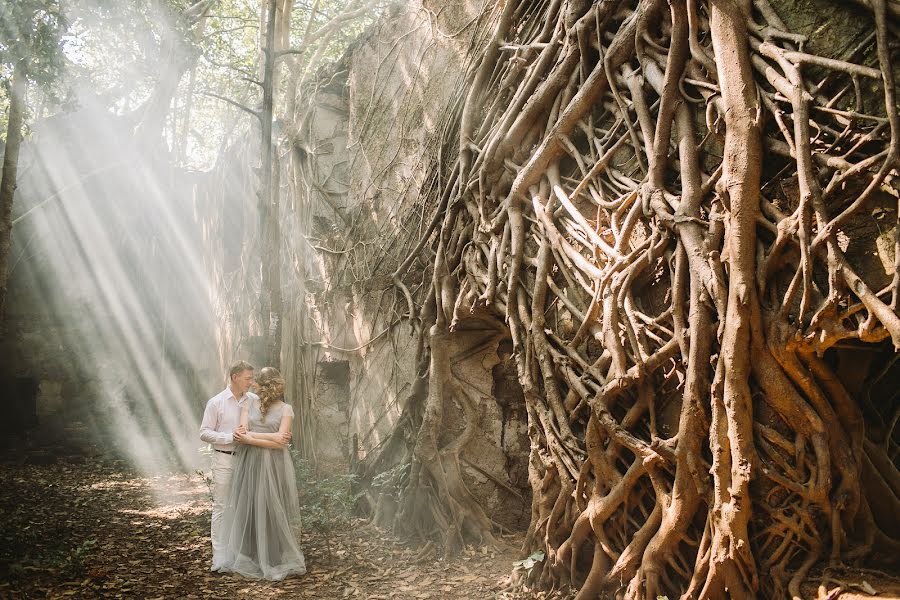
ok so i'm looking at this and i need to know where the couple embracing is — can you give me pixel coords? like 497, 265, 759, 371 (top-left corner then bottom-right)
199, 360, 307, 580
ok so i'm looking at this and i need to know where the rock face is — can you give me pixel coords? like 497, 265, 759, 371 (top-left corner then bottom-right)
198, 0, 532, 518
305, 0, 533, 519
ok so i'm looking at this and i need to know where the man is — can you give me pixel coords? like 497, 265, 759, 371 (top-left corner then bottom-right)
199, 360, 289, 570
200, 360, 254, 569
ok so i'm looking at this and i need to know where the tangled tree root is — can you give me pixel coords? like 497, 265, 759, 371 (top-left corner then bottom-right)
358, 0, 900, 597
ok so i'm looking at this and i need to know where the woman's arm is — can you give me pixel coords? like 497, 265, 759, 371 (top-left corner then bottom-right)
240, 435, 286, 449
242, 413, 293, 449
248, 425, 292, 443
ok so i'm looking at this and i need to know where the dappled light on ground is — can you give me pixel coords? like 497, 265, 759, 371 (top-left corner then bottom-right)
0, 456, 576, 599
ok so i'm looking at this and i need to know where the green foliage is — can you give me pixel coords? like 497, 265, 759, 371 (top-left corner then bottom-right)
0, 0, 66, 133
61, 1, 194, 110
8, 535, 97, 580
290, 446, 361, 555
61, 538, 97, 578
0, 0, 386, 165
370, 461, 410, 499
195, 445, 214, 500
287, 0, 384, 69
0, 0, 66, 85
177, 0, 386, 168
512, 550, 545, 573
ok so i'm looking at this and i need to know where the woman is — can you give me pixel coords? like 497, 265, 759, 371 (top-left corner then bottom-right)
213, 367, 307, 580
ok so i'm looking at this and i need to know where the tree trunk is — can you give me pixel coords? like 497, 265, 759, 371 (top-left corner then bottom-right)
176, 66, 197, 163
0, 61, 27, 326
259, 0, 282, 368
133, 0, 212, 141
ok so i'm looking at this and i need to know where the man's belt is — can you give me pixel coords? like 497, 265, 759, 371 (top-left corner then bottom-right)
215, 449, 235, 455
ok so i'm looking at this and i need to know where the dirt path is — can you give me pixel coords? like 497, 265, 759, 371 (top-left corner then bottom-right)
1, 455, 897, 599
0, 456, 566, 599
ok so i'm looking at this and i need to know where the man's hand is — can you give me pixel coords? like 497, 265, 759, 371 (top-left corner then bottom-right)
234, 426, 247, 443
276, 431, 292, 446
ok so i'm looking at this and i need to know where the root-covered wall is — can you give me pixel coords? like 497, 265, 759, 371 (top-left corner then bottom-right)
200, 0, 900, 597
382, 0, 900, 597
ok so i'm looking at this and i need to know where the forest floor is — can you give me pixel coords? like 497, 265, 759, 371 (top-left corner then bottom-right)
0, 452, 898, 600
0, 452, 566, 600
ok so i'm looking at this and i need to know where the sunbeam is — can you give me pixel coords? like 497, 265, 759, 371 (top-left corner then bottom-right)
9, 91, 220, 478
3, 0, 234, 488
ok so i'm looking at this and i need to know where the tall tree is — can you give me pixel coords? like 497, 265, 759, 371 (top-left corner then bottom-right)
0, 0, 64, 325
132, 0, 216, 140
259, 0, 282, 368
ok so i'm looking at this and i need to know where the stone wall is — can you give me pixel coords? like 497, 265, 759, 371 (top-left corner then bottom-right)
282, 0, 532, 520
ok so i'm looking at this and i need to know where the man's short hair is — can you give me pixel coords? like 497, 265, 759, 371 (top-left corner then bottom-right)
228, 360, 254, 379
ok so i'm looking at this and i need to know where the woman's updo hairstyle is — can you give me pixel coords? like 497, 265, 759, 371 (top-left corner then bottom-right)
255, 366, 285, 422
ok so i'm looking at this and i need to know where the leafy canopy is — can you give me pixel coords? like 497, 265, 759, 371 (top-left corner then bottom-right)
0, 0, 66, 85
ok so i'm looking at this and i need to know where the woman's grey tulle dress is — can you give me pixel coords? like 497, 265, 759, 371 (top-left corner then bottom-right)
213, 399, 306, 580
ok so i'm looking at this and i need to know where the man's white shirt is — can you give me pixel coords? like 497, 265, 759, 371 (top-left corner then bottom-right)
200, 388, 258, 451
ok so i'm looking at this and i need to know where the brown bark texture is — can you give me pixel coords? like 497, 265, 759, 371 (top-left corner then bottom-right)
0, 62, 26, 326
349, 0, 900, 597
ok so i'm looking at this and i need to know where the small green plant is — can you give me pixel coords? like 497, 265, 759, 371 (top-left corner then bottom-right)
290, 447, 361, 557
61, 538, 97, 578
370, 462, 409, 499
512, 550, 545, 574
195, 469, 214, 500
196, 446, 214, 500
